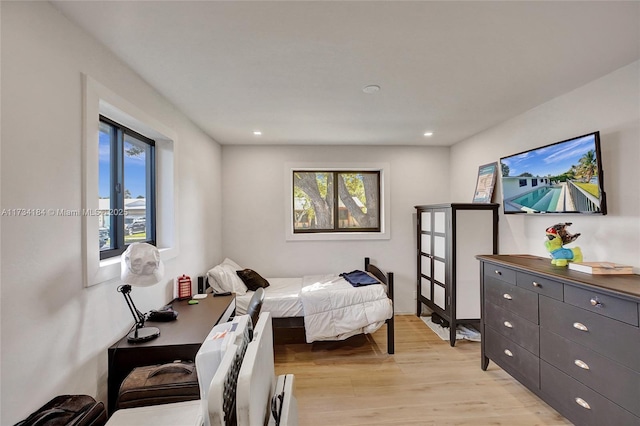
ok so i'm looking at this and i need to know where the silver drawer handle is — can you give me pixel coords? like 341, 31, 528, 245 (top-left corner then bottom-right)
495, 270, 502, 275
575, 397, 591, 410
573, 322, 589, 332
532, 281, 541, 288
503, 321, 513, 328
504, 349, 513, 357
574, 359, 590, 370
503, 293, 512, 300
590, 297, 603, 308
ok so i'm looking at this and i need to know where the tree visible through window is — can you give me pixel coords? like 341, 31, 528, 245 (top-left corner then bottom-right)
99, 115, 156, 259
293, 171, 380, 233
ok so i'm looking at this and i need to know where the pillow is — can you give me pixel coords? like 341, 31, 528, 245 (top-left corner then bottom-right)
206, 258, 248, 295
236, 269, 270, 291
207, 264, 229, 294
222, 257, 242, 270
221, 263, 248, 295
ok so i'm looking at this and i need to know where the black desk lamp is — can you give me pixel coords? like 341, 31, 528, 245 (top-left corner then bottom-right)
119, 242, 165, 343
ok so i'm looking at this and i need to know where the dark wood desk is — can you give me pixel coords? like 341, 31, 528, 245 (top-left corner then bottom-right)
107, 295, 235, 414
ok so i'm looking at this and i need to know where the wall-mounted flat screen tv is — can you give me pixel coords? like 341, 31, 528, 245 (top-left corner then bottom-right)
500, 131, 606, 215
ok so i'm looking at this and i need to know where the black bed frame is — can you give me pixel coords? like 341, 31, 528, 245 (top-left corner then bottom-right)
272, 257, 395, 354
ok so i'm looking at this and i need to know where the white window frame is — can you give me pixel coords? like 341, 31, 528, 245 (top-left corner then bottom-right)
284, 162, 390, 241
83, 75, 178, 287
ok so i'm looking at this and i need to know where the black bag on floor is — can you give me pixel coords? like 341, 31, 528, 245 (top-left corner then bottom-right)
116, 361, 199, 409
15, 394, 106, 426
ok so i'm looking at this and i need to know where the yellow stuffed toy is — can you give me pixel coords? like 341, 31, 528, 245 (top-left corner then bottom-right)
544, 223, 583, 266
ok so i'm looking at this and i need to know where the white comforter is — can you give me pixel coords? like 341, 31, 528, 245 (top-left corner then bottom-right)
300, 274, 393, 342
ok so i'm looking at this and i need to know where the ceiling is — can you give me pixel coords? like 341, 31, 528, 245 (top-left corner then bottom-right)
51, 1, 639, 146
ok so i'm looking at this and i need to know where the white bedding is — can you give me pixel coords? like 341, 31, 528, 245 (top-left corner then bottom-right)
235, 273, 393, 343
235, 278, 303, 317
300, 274, 393, 342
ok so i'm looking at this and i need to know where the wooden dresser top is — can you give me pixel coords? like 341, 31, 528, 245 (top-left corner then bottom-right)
477, 254, 640, 300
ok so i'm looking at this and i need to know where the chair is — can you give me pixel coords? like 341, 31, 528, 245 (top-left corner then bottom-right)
236, 312, 299, 425
106, 315, 252, 426
104, 400, 203, 426
198, 315, 252, 426
246, 287, 265, 329
201, 343, 240, 426
236, 311, 275, 425
269, 374, 298, 426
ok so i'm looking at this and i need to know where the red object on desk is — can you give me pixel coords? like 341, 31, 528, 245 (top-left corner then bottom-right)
177, 275, 192, 300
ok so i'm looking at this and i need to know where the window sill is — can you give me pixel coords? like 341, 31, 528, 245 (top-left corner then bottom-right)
95, 246, 178, 285
286, 231, 389, 241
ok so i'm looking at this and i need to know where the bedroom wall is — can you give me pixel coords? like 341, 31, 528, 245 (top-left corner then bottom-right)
449, 61, 640, 270
0, 2, 222, 424
220, 145, 450, 314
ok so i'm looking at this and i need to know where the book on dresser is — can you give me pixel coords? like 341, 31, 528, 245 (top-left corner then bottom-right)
568, 261, 633, 275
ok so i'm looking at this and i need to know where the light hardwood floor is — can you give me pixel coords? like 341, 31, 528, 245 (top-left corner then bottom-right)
274, 315, 572, 426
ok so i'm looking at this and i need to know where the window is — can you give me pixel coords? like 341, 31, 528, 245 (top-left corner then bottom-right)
83, 75, 177, 287
519, 179, 527, 187
531, 178, 538, 187
99, 116, 156, 259
292, 171, 380, 233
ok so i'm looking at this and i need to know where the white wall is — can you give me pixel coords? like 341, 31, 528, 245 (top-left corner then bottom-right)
2, 3, 638, 424
0, 2, 222, 424
450, 61, 640, 269
221, 145, 450, 314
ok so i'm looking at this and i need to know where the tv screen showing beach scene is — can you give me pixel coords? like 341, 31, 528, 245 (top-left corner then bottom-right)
500, 132, 606, 215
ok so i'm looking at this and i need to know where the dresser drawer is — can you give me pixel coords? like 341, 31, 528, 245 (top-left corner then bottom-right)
517, 272, 563, 301
484, 264, 516, 284
485, 302, 539, 355
565, 285, 639, 326
540, 329, 640, 417
540, 296, 640, 372
484, 276, 538, 324
484, 326, 539, 388
541, 361, 640, 426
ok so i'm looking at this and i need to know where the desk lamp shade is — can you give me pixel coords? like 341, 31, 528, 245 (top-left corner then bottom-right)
119, 243, 164, 343
121, 242, 164, 286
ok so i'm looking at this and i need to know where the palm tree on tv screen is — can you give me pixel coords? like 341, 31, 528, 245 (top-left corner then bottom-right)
578, 150, 597, 183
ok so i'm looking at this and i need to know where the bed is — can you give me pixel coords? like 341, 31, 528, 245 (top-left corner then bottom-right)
206, 257, 395, 354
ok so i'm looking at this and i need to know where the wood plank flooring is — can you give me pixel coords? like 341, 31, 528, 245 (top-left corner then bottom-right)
274, 315, 572, 426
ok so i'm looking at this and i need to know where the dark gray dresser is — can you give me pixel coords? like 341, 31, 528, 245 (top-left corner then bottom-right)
478, 254, 640, 426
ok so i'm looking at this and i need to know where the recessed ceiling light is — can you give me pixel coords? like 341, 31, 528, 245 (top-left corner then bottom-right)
362, 85, 380, 94
253, 131, 262, 136
423, 132, 434, 137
